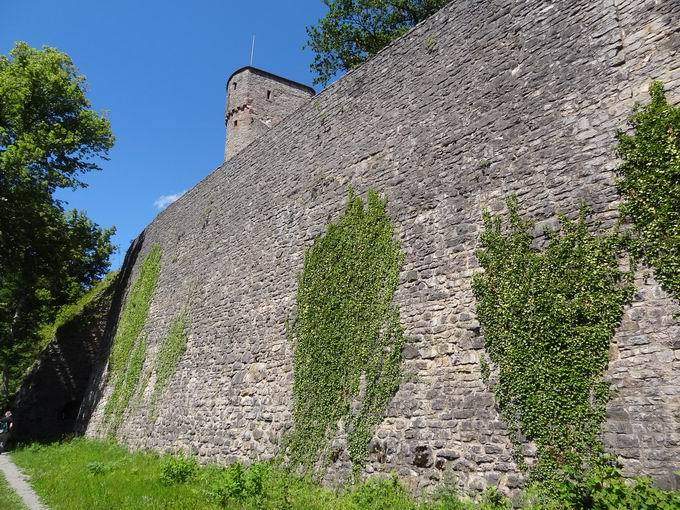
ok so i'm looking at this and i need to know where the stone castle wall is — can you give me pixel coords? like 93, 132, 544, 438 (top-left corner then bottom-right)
83, 0, 680, 496
12, 279, 116, 443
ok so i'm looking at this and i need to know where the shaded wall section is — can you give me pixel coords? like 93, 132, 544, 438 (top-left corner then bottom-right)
11, 280, 116, 443
83, 0, 679, 497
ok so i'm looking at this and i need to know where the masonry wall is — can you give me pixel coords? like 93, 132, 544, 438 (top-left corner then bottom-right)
84, 0, 680, 497
12, 280, 116, 443
225, 68, 314, 160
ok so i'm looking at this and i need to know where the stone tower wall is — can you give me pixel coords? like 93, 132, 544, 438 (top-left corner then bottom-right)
225, 67, 314, 160
83, 0, 680, 497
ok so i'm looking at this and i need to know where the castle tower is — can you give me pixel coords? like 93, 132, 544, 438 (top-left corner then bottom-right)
225, 66, 315, 160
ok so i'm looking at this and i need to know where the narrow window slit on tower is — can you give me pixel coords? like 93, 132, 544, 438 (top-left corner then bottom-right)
267, 90, 271, 100
234, 120, 238, 127
233, 82, 237, 90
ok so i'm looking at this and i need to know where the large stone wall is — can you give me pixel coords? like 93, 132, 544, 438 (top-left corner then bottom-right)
82, 0, 679, 497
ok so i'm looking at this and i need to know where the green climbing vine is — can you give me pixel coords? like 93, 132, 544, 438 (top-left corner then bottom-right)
38, 271, 118, 349
472, 197, 634, 494
617, 81, 680, 301
149, 311, 189, 415
104, 244, 162, 435
287, 189, 405, 473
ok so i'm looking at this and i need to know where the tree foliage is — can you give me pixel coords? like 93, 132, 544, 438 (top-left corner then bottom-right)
617, 81, 680, 301
306, 0, 448, 85
0, 42, 115, 402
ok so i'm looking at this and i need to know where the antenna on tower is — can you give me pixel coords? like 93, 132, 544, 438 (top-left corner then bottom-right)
250, 35, 255, 66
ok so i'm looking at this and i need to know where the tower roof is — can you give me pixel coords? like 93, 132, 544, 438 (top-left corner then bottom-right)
227, 66, 315, 96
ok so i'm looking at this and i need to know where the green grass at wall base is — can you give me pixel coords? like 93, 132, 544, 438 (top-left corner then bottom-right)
10, 439, 680, 509
6, 438, 497, 510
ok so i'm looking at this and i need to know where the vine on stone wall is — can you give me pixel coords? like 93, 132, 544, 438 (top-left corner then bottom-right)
104, 244, 161, 435
38, 271, 118, 350
472, 197, 633, 494
287, 189, 405, 473
617, 81, 680, 301
149, 311, 189, 417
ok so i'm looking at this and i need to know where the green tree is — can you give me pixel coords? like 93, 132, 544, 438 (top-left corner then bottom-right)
0, 42, 115, 402
306, 0, 448, 85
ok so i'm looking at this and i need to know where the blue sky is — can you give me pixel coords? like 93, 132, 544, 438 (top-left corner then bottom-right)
1, 0, 329, 268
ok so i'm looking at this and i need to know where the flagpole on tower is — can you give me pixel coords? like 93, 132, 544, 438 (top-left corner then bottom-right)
250, 35, 255, 66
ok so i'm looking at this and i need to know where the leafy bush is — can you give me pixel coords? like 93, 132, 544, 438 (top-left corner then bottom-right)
522, 461, 680, 509
350, 475, 413, 510
207, 462, 266, 505
617, 81, 680, 301
478, 487, 512, 510
86, 458, 126, 476
159, 454, 198, 485
586, 474, 680, 509
87, 461, 107, 476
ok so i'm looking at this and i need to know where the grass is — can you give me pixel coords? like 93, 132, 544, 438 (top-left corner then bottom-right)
9, 438, 501, 510
0, 468, 28, 510
13, 438, 678, 509
12, 439, 222, 510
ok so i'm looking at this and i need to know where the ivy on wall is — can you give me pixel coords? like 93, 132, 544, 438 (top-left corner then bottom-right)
103, 244, 162, 435
617, 81, 680, 301
472, 197, 633, 494
38, 271, 118, 350
149, 312, 189, 416
287, 189, 405, 473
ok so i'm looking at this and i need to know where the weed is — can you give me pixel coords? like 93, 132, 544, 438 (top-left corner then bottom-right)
160, 454, 198, 485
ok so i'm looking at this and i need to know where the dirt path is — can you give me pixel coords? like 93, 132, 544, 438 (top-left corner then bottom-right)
0, 454, 48, 510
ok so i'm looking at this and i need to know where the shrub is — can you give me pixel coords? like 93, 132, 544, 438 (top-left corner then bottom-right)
208, 462, 267, 506
85, 458, 126, 476
159, 454, 198, 485
349, 475, 414, 510
86, 461, 107, 476
577, 462, 680, 510
521, 459, 680, 509
478, 487, 512, 510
